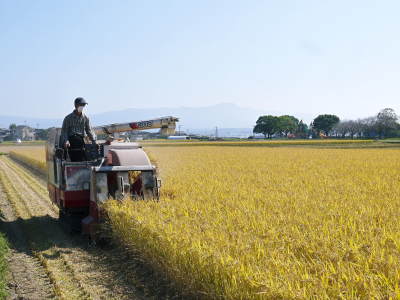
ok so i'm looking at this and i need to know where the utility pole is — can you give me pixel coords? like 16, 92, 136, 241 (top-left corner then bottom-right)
215, 126, 218, 139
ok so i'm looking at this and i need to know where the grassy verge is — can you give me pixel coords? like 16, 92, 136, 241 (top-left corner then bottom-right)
0, 233, 8, 299
380, 139, 400, 143
0, 158, 10, 298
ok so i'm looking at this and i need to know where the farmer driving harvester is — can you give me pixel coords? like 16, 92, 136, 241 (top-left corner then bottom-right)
48, 107, 178, 236
60, 97, 96, 162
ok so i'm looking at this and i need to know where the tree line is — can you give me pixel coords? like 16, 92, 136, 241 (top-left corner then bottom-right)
253, 108, 400, 139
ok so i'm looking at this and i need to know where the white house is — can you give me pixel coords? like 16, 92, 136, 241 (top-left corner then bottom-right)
16, 126, 35, 141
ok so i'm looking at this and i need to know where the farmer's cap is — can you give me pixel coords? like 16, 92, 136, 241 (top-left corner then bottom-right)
74, 97, 88, 106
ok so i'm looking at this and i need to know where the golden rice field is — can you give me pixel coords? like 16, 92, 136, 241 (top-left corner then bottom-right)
7, 143, 400, 299
107, 146, 400, 299
141, 139, 376, 147
8, 147, 46, 175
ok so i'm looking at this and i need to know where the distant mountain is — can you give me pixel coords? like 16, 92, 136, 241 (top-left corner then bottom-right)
0, 103, 315, 136
187, 128, 254, 138
0, 115, 60, 129
0, 103, 263, 129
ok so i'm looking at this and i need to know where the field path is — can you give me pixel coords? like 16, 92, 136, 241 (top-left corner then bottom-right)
0, 156, 150, 300
0, 181, 54, 299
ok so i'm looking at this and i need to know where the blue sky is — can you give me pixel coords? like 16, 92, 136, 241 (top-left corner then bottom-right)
1, 0, 400, 120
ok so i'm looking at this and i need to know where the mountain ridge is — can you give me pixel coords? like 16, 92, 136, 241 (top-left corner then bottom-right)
0, 103, 314, 131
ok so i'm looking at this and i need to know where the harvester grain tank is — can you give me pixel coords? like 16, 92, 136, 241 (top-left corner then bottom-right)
46, 116, 178, 238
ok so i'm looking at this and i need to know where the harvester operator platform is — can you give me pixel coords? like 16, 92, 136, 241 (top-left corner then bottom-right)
60, 97, 96, 162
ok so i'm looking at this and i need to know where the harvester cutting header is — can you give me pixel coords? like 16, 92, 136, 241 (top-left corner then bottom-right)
46, 113, 179, 238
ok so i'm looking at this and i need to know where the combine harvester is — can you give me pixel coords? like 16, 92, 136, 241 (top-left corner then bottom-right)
46, 116, 178, 238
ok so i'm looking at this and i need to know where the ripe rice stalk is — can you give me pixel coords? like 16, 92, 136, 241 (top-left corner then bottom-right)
9, 144, 400, 298
106, 146, 400, 299
9, 149, 46, 175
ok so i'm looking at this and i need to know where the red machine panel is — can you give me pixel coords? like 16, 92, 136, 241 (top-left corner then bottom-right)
61, 190, 90, 208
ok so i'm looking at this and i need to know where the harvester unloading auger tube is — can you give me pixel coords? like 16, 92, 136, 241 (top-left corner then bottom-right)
93, 116, 179, 136
46, 116, 179, 239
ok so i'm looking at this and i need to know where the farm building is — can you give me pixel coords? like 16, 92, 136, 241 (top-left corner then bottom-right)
167, 135, 191, 140
16, 125, 35, 141
0, 128, 10, 142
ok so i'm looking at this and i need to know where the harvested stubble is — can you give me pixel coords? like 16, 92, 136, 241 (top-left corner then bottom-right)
106, 146, 400, 299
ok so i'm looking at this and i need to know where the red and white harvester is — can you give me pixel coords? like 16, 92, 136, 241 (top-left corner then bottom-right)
46, 116, 178, 237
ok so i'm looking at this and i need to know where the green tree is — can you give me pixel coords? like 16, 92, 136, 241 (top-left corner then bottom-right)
376, 108, 398, 138
311, 114, 340, 136
9, 124, 17, 138
277, 115, 299, 137
253, 115, 279, 138
296, 120, 309, 138
35, 128, 50, 140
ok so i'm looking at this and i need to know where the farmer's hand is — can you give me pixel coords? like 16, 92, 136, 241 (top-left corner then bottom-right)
64, 141, 70, 148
